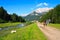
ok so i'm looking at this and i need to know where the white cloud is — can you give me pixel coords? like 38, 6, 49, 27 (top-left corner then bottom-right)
31, 13, 38, 15
44, 2, 48, 6
20, 14, 28, 16
36, 2, 48, 7
35, 7, 53, 13
36, 3, 43, 7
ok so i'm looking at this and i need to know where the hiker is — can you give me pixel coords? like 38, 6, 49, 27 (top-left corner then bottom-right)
43, 19, 51, 27
43, 20, 47, 27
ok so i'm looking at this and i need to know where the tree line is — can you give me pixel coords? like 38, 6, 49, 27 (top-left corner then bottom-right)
40, 4, 60, 23
0, 7, 25, 23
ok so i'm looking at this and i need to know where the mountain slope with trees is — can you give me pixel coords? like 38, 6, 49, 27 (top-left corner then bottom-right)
0, 7, 25, 23
24, 11, 46, 21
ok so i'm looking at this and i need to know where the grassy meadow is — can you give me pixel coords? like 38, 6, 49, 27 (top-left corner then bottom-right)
48, 24, 60, 29
0, 22, 21, 28
0, 23, 47, 40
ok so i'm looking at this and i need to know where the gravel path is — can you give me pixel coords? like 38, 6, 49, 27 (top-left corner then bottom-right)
37, 22, 60, 40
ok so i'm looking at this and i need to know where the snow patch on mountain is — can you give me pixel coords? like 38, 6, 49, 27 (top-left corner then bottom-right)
35, 14, 38, 15
35, 8, 52, 13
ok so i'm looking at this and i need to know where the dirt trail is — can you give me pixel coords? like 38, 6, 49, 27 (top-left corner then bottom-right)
37, 22, 60, 40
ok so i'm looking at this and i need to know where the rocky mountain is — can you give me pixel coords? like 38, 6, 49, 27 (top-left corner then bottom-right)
24, 8, 52, 21
24, 11, 46, 21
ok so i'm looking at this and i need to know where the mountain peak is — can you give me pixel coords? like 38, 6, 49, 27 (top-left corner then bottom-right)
35, 8, 52, 13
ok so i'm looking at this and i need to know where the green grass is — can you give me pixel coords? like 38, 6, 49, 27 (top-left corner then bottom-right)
48, 23, 60, 29
0, 22, 20, 28
0, 23, 47, 40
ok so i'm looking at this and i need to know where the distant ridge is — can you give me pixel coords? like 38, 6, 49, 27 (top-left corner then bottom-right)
24, 8, 52, 21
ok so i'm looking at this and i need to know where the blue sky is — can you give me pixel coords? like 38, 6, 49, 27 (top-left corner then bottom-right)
0, 0, 60, 16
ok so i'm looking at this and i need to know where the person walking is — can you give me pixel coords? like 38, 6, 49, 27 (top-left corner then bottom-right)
43, 20, 46, 27
43, 19, 51, 27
